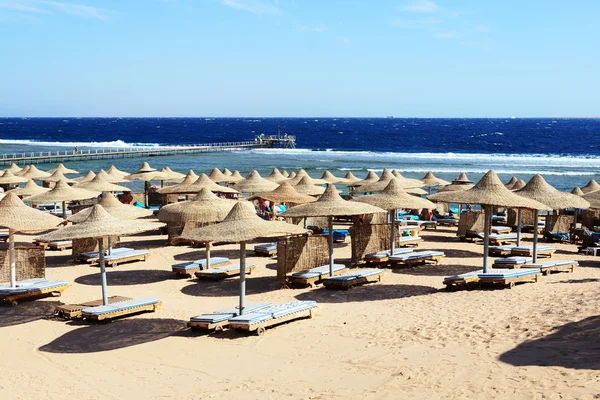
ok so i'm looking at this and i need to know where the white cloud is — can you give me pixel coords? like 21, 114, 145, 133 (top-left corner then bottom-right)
0, 0, 47, 13
42, 1, 107, 19
435, 30, 461, 39
0, 0, 107, 19
400, 0, 438, 13
221, 0, 280, 15
297, 24, 326, 33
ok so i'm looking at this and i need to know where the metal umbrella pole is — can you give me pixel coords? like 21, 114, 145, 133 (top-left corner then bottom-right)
516, 209, 522, 246
389, 208, 396, 256
482, 205, 491, 273
239, 241, 246, 315
328, 215, 334, 277
532, 210, 539, 263
97, 238, 109, 305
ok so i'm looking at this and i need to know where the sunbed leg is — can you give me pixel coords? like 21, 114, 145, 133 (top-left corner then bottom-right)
256, 326, 266, 336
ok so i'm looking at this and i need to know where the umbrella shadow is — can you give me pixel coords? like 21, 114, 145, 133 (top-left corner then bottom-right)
575, 260, 600, 269
442, 249, 483, 259
0, 300, 60, 328
172, 248, 242, 262
120, 238, 167, 250
548, 278, 600, 284
389, 263, 480, 277
45, 254, 79, 268
75, 269, 172, 286
499, 315, 600, 370
181, 276, 278, 298
39, 318, 188, 354
294, 283, 438, 303
265, 262, 277, 271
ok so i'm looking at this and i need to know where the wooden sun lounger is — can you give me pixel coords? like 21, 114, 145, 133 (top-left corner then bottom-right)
397, 235, 423, 247
54, 296, 132, 319
95, 250, 150, 267
78, 247, 135, 262
363, 248, 413, 264
194, 263, 256, 281
188, 302, 272, 332
389, 251, 445, 266
0, 279, 69, 306
322, 269, 384, 290
81, 297, 161, 321
228, 301, 318, 336
478, 268, 541, 289
475, 233, 518, 246
488, 245, 515, 257
47, 240, 73, 251
491, 256, 533, 269
435, 218, 459, 227
171, 257, 230, 277
443, 270, 483, 291
521, 260, 578, 275
254, 243, 277, 256
403, 220, 437, 229
287, 264, 348, 287
510, 245, 555, 258
0, 232, 8, 242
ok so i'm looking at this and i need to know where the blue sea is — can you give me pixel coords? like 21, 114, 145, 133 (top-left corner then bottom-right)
0, 117, 598, 192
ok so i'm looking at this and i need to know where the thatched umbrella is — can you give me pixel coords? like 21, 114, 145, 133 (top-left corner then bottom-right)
125, 162, 169, 206
429, 171, 550, 272
343, 171, 361, 184
159, 188, 237, 267
391, 170, 426, 189
421, 172, 450, 195
96, 169, 128, 184
515, 175, 590, 261
106, 165, 130, 180
17, 165, 51, 180
0, 171, 28, 185
7, 179, 50, 197
179, 201, 306, 314
294, 176, 326, 196
160, 167, 186, 182
230, 171, 244, 182
504, 176, 519, 189
510, 179, 526, 191
288, 172, 297, 179
248, 182, 316, 205
182, 174, 239, 195
572, 187, 584, 196
69, 193, 153, 223
282, 184, 384, 276
582, 190, 600, 209
222, 168, 233, 176
156, 172, 200, 195
354, 169, 396, 193
354, 179, 435, 256
0, 193, 62, 289
281, 170, 290, 178
37, 205, 164, 305
234, 170, 278, 194
348, 170, 378, 188
24, 180, 100, 218
47, 163, 79, 175
5, 163, 22, 174
321, 171, 349, 185
265, 168, 288, 183
287, 169, 328, 186
74, 171, 96, 184
42, 170, 77, 184
78, 174, 132, 193
208, 168, 229, 183
581, 179, 600, 194
435, 172, 474, 216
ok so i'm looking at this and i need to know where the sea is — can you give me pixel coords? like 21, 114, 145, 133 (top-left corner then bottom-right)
0, 117, 598, 192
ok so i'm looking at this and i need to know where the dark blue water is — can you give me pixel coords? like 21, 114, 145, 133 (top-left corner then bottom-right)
1, 117, 599, 155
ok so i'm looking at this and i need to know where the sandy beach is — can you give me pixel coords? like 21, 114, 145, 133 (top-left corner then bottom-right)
1, 224, 598, 400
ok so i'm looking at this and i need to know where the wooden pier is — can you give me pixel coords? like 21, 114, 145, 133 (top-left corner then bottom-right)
0, 136, 295, 166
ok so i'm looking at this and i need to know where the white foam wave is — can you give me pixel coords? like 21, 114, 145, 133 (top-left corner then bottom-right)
0, 139, 163, 148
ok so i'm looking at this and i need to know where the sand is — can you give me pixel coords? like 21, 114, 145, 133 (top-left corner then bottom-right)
1, 225, 599, 400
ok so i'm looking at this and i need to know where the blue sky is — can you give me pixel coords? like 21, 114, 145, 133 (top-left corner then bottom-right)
0, 0, 598, 117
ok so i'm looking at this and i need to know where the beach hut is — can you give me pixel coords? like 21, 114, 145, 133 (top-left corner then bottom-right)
47, 163, 79, 175
24, 180, 100, 218
429, 171, 550, 273
282, 184, 384, 277
234, 170, 278, 194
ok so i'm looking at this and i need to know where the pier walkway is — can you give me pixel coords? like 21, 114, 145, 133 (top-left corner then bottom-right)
0, 136, 295, 166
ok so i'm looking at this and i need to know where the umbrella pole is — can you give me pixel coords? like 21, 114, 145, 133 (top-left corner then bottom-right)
533, 210, 539, 263
9, 229, 16, 288
328, 216, 334, 277
144, 181, 148, 208
98, 238, 109, 305
205, 241, 211, 269
239, 241, 246, 315
428, 187, 431, 195
389, 209, 396, 256
62, 201, 67, 219
517, 209, 522, 246
483, 205, 491, 273
108, 237, 112, 256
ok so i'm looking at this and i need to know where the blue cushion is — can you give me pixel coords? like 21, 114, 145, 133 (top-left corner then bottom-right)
0, 279, 68, 295
189, 303, 272, 323
478, 268, 541, 279
228, 301, 317, 325
82, 297, 160, 315
291, 264, 345, 279
324, 269, 383, 282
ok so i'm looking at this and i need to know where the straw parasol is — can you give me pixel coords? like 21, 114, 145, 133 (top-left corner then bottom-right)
354, 179, 435, 256
348, 170, 378, 188
265, 168, 288, 183
281, 170, 290, 178
0, 170, 28, 185
17, 165, 51, 180
354, 168, 396, 193
321, 171, 349, 184
179, 201, 306, 314
293, 176, 326, 196
106, 165, 130, 179
5, 163, 22, 174
161, 166, 186, 181
288, 171, 297, 179
581, 179, 600, 194
182, 174, 239, 194
37, 205, 164, 305
8, 179, 50, 197
222, 168, 233, 176
25, 179, 100, 218
94, 169, 127, 184
78, 174, 132, 192
248, 182, 316, 205
504, 176, 519, 189
510, 179, 526, 191
572, 186, 584, 196
436, 172, 474, 193
287, 169, 328, 186
582, 190, 600, 209
283, 184, 385, 276
230, 171, 244, 182
515, 174, 590, 261
69, 193, 153, 223
125, 162, 170, 206
234, 170, 278, 193
391, 170, 426, 189
156, 171, 201, 194
74, 171, 96, 183
406, 187, 428, 196
208, 168, 229, 183
421, 172, 450, 195
47, 163, 79, 175
42, 170, 77, 184
0, 193, 63, 289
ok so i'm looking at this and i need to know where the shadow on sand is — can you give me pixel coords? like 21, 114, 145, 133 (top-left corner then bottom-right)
181, 276, 279, 298
499, 315, 600, 370
75, 269, 172, 286
389, 263, 480, 277
0, 300, 61, 328
294, 283, 438, 303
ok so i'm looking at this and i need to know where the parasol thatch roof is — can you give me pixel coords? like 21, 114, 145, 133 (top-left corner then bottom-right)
74, 171, 96, 183
582, 190, 600, 209
421, 172, 450, 187
286, 169, 328, 186
581, 179, 600, 194
78, 174, 132, 192
572, 186, 584, 196
167, 174, 239, 195
0, 192, 63, 231
428, 170, 551, 210
7, 179, 50, 197
282, 184, 385, 217
208, 168, 229, 183
178, 201, 307, 243
0, 170, 28, 184
156, 171, 200, 194
265, 168, 288, 183
68, 193, 153, 222
17, 165, 51, 179
453, 172, 473, 183
230, 171, 244, 181
293, 176, 326, 196
343, 171, 362, 184
25, 180, 100, 204
248, 182, 316, 204
233, 170, 278, 193
349, 170, 378, 187
281, 170, 290, 178
321, 171, 349, 184
391, 170, 427, 188
106, 165, 130, 179
353, 179, 435, 210
158, 188, 236, 223
510, 179, 526, 191
515, 174, 589, 210
36, 205, 164, 241
504, 176, 519, 189
5, 163, 22, 174
222, 168, 233, 176
288, 171, 297, 179
161, 166, 186, 181
47, 163, 79, 175
42, 170, 77, 184
96, 169, 128, 184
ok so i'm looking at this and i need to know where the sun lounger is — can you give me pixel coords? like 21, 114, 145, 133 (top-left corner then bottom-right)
478, 268, 541, 289
492, 215, 507, 224
363, 248, 413, 263
521, 260, 578, 275
171, 257, 230, 277
403, 220, 437, 229
228, 300, 318, 335
492, 256, 533, 269
510, 245, 555, 258
434, 217, 459, 227
194, 263, 255, 280
488, 245, 515, 257
544, 232, 570, 242
322, 269, 384, 290
188, 302, 272, 331
54, 295, 132, 319
474, 232, 518, 246
0, 279, 69, 306
287, 264, 348, 287
78, 247, 135, 262
100, 250, 150, 267
254, 242, 277, 256
47, 240, 73, 251
0, 232, 8, 242
397, 225, 422, 235
81, 297, 161, 321
307, 226, 349, 243
397, 235, 423, 247
443, 269, 483, 291
389, 250, 445, 266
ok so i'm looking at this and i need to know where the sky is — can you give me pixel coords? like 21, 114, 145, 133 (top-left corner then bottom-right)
0, 0, 599, 117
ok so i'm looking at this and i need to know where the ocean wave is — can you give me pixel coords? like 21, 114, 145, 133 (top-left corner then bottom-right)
0, 139, 165, 148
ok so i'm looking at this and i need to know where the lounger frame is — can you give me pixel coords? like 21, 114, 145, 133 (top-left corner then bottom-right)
443, 276, 480, 291
521, 261, 577, 275
254, 244, 277, 256
389, 253, 444, 266
172, 259, 231, 278
94, 252, 150, 267
54, 296, 132, 319
0, 284, 68, 306
479, 273, 540, 289
81, 300, 162, 321
510, 248, 555, 258
229, 307, 316, 336
194, 265, 255, 281
287, 267, 349, 287
323, 271, 384, 290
